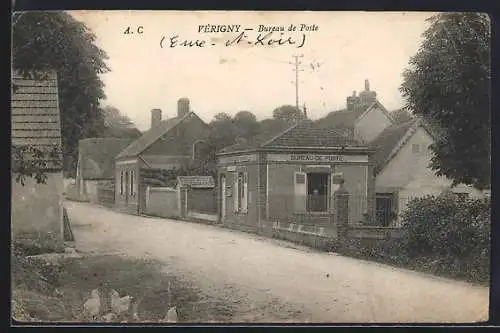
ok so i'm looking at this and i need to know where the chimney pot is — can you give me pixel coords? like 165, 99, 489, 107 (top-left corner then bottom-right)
151, 109, 162, 129
365, 79, 370, 91
177, 98, 190, 117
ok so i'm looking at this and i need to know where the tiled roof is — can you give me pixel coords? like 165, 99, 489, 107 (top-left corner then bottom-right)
11, 70, 63, 170
220, 119, 365, 154
177, 176, 215, 188
264, 120, 364, 148
116, 112, 193, 159
78, 138, 134, 180
314, 105, 370, 130
371, 120, 416, 175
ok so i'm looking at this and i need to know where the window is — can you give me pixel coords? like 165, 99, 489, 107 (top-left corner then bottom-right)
294, 172, 330, 213
307, 173, 329, 212
412, 144, 420, 154
130, 170, 135, 196
120, 171, 124, 195
233, 171, 248, 213
376, 193, 396, 226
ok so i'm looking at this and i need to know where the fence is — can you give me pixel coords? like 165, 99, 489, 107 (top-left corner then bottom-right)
187, 188, 217, 214
146, 187, 179, 218
96, 182, 115, 208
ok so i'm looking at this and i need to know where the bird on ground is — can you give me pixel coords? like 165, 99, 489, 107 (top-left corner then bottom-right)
83, 288, 101, 320
110, 289, 134, 315
163, 306, 178, 323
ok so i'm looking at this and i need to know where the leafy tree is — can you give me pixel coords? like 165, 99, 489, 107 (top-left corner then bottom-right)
233, 110, 259, 140
391, 108, 414, 125
100, 106, 141, 139
12, 11, 110, 178
272, 105, 306, 124
400, 13, 490, 189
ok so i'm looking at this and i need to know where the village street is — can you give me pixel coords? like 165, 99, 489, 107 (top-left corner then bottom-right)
65, 200, 489, 323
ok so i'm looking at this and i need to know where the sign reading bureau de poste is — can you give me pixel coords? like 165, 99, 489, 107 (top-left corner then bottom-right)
267, 154, 368, 163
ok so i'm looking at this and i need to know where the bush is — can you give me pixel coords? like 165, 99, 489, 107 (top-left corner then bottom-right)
13, 232, 65, 257
398, 193, 490, 282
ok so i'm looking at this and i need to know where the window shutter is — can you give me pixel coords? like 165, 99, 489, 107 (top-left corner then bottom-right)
242, 172, 248, 213
233, 171, 239, 212
294, 172, 307, 213
120, 171, 124, 195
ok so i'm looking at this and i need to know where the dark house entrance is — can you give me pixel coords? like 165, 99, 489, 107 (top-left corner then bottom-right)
307, 173, 329, 212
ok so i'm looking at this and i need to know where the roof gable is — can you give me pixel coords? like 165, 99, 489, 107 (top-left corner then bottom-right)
11, 70, 63, 170
372, 119, 431, 175
354, 100, 394, 126
79, 138, 134, 179
116, 111, 206, 159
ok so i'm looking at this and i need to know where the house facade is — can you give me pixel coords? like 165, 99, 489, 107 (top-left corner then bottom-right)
371, 119, 484, 226
216, 120, 375, 236
11, 70, 65, 240
114, 98, 211, 215
75, 137, 133, 203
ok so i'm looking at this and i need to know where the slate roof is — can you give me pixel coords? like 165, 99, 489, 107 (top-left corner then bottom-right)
220, 119, 366, 154
11, 70, 63, 170
177, 176, 215, 188
116, 112, 196, 159
371, 120, 417, 175
78, 138, 134, 180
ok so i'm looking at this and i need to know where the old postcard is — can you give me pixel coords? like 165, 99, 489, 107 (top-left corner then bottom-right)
11, 11, 491, 324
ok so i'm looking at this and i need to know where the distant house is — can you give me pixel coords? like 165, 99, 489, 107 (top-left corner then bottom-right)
318, 79, 485, 227
371, 118, 484, 226
75, 137, 134, 203
11, 70, 65, 240
114, 98, 211, 215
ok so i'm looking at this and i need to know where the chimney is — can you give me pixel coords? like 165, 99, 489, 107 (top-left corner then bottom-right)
177, 98, 190, 117
151, 108, 162, 128
346, 90, 359, 111
359, 79, 377, 106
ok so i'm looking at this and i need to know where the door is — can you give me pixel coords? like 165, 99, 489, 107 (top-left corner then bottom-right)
220, 174, 226, 222
124, 171, 129, 206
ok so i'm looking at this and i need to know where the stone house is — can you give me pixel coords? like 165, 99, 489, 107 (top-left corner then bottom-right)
371, 118, 484, 226
114, 98, 211, 215
11, 70, 65, 240
216, 120, 374, 236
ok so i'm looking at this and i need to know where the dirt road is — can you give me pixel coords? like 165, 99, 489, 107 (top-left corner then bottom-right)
65, 201, 489, 323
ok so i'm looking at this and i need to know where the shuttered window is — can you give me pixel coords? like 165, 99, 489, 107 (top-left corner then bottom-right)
120, 171, 124, 195
294, 172, 307, 213
130, 170, 135, 196
233, 171, 248, 213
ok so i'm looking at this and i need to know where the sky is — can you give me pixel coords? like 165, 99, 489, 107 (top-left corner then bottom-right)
70, 11, 436, 131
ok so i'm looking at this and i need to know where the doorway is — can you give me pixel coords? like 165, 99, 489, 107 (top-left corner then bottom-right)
124, 170, 129, 206
307, 173, 329, 212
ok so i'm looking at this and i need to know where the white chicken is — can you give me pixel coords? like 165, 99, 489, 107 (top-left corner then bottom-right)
110, 289, 134, 315
163, 306, 178, 323
83, 288, 101, 320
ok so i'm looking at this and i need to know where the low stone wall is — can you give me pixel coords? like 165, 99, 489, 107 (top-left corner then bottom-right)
347, 225, 404, 240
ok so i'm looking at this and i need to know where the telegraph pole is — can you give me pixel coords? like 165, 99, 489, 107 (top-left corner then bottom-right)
291, 54, 304, 110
